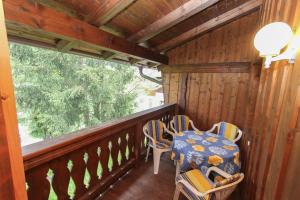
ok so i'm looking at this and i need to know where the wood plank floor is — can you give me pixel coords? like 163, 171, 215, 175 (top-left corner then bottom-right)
100, 154, 241, 200
101, 154, 176, 200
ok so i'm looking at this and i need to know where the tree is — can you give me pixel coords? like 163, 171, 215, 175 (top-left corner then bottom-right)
10, 43, 137, 139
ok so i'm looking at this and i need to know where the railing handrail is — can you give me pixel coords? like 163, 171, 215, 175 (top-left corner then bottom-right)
22, 103, 176, 170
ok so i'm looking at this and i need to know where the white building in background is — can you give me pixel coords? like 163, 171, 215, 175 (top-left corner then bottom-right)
19, 124, 42, 146
133, 67, 164, 112
135, 89, 164, 112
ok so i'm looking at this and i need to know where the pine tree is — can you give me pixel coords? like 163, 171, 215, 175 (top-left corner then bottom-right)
10, 43, 137, 139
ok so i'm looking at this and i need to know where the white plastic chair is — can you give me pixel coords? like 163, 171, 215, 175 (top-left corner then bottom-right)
208, 122, 242, 143
143, 120, 175, 174
173, 167, 244, 200
170, 115, 199, 134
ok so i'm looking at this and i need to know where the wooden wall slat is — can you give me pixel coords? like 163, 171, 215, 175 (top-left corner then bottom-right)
244, 0, 300, 199
168, 73, 180, 104
186, 73, 200, 122
162, 73, 170, 103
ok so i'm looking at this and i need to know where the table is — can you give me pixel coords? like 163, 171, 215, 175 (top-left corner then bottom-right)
171, 130, 241, 175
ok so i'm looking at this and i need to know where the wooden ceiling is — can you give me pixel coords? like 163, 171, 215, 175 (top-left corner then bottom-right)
3, 0, 262, 68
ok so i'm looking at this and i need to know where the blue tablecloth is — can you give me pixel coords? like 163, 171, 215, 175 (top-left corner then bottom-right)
171, 130, 241, 175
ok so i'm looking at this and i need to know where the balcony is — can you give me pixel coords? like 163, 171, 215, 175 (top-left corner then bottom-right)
22, 104, 177, 200
1, 0, 299, 199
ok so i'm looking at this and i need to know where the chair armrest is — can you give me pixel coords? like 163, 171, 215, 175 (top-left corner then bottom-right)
144, 133, 155, 144
163, 123, 176, 137
207, 124, 218, 133
233, 129, 243, 143
170, 120, 178, 134
190, 120, 200, 132
143, 126, 156, 145
206, 166, 232, 179
202, 173, 244, 196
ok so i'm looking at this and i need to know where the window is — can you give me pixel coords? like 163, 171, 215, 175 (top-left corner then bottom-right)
10, 43, 163, 146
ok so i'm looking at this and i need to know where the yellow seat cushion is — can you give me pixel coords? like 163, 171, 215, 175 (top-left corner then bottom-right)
177, 169, 214, 200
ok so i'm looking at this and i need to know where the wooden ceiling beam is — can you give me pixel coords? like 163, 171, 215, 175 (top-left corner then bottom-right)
86, 0, 136, 26
56, 39, 77, 52
101, 50, 115, 59
30, 0, 82, 19
128, 57, 140, 65
156, 0, 262, 52
128, 0, 220, 43
3, 0, 168, 64
100, 25, 126, 37
160, 62, 251, 73
146, 62, 157, 68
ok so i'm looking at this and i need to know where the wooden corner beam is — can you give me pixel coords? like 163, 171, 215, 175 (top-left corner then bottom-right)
3, 0, 168, 64
156, 0, 262, 52
0, 1, 27, 199
128, 0, 220, 43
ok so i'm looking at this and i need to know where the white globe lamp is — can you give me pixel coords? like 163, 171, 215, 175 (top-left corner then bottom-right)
254, 22, 293, 57
254, 22, 297, 68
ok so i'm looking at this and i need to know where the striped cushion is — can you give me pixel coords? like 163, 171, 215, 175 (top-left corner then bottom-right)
218, 122, 239, 141
215, 173, 241, 187
174, 115, 191, 132
177, 169, 214, 200
146, 120, 171, 147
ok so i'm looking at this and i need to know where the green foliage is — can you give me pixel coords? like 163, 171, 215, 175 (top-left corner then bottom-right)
10, 43, 137, 139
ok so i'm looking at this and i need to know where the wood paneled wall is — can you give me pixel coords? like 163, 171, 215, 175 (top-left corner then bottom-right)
167, 11, 260, 65
164, 72, 250, 130
163, 11, 261, 131
245, 0, 300, 200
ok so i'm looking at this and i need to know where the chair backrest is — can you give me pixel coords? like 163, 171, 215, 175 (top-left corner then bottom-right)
213, 173, 244, 200
217, 122, 239, 142
144, 120, 166, 144
173, 115, 191, 132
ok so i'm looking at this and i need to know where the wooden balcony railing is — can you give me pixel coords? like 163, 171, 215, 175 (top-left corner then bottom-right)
22, 104, 177, 200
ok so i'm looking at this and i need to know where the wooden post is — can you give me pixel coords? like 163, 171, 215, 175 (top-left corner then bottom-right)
0, 1, 27, 199
134, 122, 142, 167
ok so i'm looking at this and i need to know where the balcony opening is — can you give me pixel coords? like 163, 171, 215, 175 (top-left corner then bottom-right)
9, 43, 164, 147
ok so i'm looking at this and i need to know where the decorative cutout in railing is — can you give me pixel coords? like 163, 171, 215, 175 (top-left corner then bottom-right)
22, 104, 176, 200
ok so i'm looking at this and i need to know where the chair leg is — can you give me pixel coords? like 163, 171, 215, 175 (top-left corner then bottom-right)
145, 145, 151, 162
173, 185, 181, 200
153, 149, 162, 174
